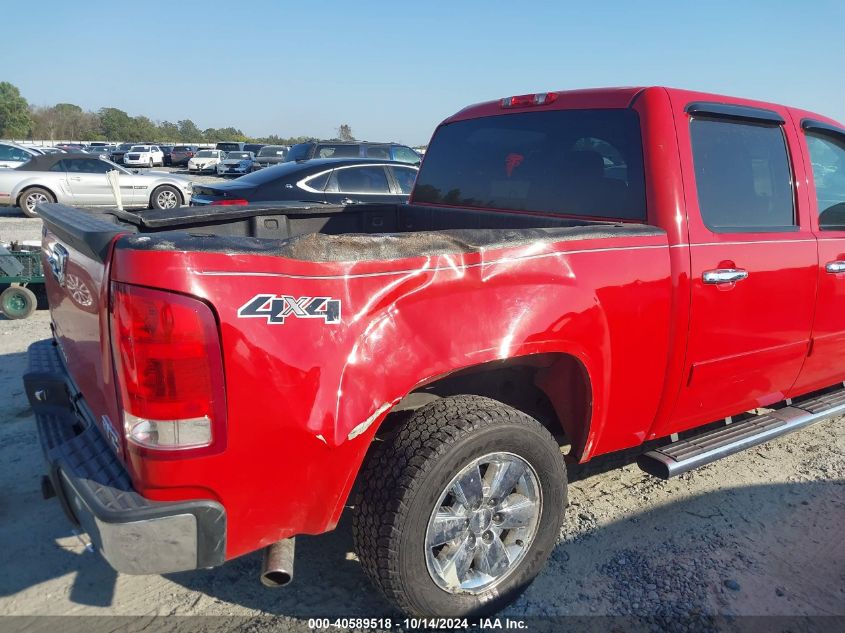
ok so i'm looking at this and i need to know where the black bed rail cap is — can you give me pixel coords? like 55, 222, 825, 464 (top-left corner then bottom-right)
36, 203, 126, 263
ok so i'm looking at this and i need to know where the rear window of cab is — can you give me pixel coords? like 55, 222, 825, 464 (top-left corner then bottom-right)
413, 109, 646, 221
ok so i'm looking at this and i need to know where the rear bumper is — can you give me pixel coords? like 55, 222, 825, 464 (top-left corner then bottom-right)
23, 338, 226, 575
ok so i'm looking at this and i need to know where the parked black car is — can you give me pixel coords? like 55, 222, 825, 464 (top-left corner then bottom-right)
216, 141, 246, 152
252, 145, 289, 170
109, 143, 135, 165
190, 158, 418, 206
170, 145, 200, 166
244, 143, 265, 155
160, 145, 174, 166
284, 141, 421, 165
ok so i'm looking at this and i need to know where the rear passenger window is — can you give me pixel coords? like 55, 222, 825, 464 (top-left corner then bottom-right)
365, 146, 390, 159
805, 133, 845, 230
327, 166, 391, 193
303, 171, 330, 192
392, 167, 417, 194
690, 118, 795, 232
318, 145, 359, 158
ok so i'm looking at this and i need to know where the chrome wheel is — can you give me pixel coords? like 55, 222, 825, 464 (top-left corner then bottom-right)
25, 192, 48, 213
425, 452, 542, 594
156, 189, 179, 209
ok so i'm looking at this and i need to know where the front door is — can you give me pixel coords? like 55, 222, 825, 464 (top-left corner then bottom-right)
65, 158, 118, 206
666, 101, 817, 432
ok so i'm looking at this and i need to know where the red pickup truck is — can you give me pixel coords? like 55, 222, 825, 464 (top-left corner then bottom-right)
24, 86, 845, 617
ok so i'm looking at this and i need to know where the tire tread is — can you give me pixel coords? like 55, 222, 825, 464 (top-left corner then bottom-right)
352, 394, 562, 616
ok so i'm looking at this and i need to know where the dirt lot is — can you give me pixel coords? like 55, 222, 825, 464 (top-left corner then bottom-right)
0, 201, 843, 632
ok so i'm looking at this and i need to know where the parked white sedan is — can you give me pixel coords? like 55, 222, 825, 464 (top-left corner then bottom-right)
123, 145, 165, 168
188, 149, 226, 173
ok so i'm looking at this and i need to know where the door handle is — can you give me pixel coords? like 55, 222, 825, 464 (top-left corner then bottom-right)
69, 176, 82, 181
825, 261, 845, 274
702, 268, 748, 284
340, 197, 359, 205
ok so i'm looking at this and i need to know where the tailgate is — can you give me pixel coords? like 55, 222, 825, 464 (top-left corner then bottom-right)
38, 203, 129, 459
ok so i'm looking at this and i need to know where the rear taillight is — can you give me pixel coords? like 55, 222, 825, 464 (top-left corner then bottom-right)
210, 199, 249, 206
500, 92, 559, 108
110, 282, 226, 456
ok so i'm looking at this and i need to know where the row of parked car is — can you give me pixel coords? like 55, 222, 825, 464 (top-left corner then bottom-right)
0, 138, 424, 215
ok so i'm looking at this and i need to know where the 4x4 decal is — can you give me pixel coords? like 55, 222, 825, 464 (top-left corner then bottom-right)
238, 294, 341, 325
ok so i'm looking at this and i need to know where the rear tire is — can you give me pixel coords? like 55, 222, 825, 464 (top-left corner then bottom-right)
352, 395, 567, 617
1, 286, 37, 319
150, 185, 182, 210
148, 158, 154, 168
18, 187, 55, 218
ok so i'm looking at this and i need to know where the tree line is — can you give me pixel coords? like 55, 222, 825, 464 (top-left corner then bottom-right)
0, 81, 354, 145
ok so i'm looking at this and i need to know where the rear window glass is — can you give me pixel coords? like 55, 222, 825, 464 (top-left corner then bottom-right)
216, 143, 242, 151
413, 109, 646, 220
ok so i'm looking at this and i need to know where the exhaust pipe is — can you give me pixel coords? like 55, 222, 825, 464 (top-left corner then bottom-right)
260, 538, 295, 587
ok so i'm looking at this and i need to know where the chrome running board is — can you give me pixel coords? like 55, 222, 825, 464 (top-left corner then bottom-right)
638, 388, 845, 479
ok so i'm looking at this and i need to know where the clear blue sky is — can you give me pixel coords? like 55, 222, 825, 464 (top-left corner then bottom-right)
3, 0, 843, 145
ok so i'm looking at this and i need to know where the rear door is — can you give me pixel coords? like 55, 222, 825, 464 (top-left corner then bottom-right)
667, 101, 817, 431
791, 119, 845, 393
323, 164, 401, 204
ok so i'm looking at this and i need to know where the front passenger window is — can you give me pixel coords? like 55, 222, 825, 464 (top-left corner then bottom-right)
806, 133, 845, 230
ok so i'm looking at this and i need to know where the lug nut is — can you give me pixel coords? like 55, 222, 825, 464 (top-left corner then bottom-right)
493, 513, 503, 524
515, 539, 524, 547
487, 498, 497, 507
482, 530, 494, 543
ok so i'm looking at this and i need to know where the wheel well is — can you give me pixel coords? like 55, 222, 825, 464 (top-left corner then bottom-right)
17, 185, 56, 206
384, 353, 592, 459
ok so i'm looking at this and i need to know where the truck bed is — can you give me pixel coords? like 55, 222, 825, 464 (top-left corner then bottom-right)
39, 201, 663, 263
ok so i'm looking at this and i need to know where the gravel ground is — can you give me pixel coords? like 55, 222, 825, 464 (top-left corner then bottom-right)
0, 204, 843, 632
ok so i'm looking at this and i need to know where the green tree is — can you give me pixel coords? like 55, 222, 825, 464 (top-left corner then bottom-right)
157, 120, 180, 142
99, 107, 134, 141
203, 126, 247, 142
132, 115, 157, 141
257, 134, 317, 145
0, 82, 33, 138
177, 119, 203, 142
336, 123, 355, 141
